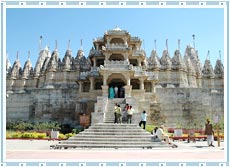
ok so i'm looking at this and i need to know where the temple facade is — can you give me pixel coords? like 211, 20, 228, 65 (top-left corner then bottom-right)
6, 27, 224, 128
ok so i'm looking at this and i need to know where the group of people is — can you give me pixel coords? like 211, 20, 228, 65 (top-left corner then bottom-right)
114, 103, 134, 124
109, 86, 125, 99
114, 103, 216, 148
150, 118, 216, 148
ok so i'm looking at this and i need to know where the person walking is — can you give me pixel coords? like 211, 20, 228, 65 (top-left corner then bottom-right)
205, 119, 215, 147
139, 110, 147, 129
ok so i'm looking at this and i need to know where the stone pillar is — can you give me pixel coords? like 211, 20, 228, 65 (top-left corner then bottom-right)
137, 58, 141, 67
139, 78, 144, 90
101, 85, 109, 97
124, 85, 132, 97
78, 81, 83, 92
127, 77, 130, 86
95, 43, 99, 50
89, 77, 94, 90
93, 57, 96, 67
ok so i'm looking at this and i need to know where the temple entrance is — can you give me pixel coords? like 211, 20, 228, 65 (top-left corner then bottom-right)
108, 79, 125, 98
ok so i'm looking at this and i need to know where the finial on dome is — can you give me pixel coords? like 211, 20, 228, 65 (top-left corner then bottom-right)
39, 36, 43, 51
154, 39, 157, 51
68, 40, 71, 50
80, 39, 83, 50
178, 39, 180, 51
16, 51, 19, 61
28, 51, 30, 61
219, 50, 221, 60
192, 34, 195, 49
166, 39, 168, 51
206, 50, 210, 60
55, 40, 58, 51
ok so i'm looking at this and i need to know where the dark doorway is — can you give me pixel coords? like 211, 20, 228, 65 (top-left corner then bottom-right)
108, 79, 125, 98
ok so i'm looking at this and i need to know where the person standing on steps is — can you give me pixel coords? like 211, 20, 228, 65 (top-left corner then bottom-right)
114, 103, 118, 123
116, 104, 122, 124
139, 110, 147, 129
205, 119, 215, 147
127, 105, 134, 124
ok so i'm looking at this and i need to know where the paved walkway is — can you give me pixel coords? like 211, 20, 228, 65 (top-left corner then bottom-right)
5, 139, 225, 160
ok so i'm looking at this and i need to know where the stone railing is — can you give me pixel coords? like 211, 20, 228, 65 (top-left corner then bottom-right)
79, 71, 89, 79
104, 60, 129, 66
106, 30, 128, 35
133, 66, 146, 76
130, 37, 140, 41
93, 37, 104, 42
132, 50, 146, 56
105, 43, 130, 50
89, 50, 102, 57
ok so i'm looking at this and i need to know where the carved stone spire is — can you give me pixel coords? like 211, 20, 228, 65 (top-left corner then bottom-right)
178, 39, 180, 51
184, 45, 202, 77
184, 55, 195, 75
22, 51, 33, 79
11, 52, 22, 79
172, 49, 186, 70
148, 49, 160, 70
160, 49, 171, 70
214, 59, 224, 78
63, 40, 73, 71
202, 59, 215, 78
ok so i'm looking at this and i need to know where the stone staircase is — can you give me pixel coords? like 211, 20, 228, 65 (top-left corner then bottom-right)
104, 98, 126, 123
54, 123, 171, 149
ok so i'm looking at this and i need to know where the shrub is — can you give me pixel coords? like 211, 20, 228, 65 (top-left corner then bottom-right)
58, 133, 67, 139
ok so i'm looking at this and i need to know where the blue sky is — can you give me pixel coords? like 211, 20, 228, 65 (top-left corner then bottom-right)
6, 8, 224, 68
